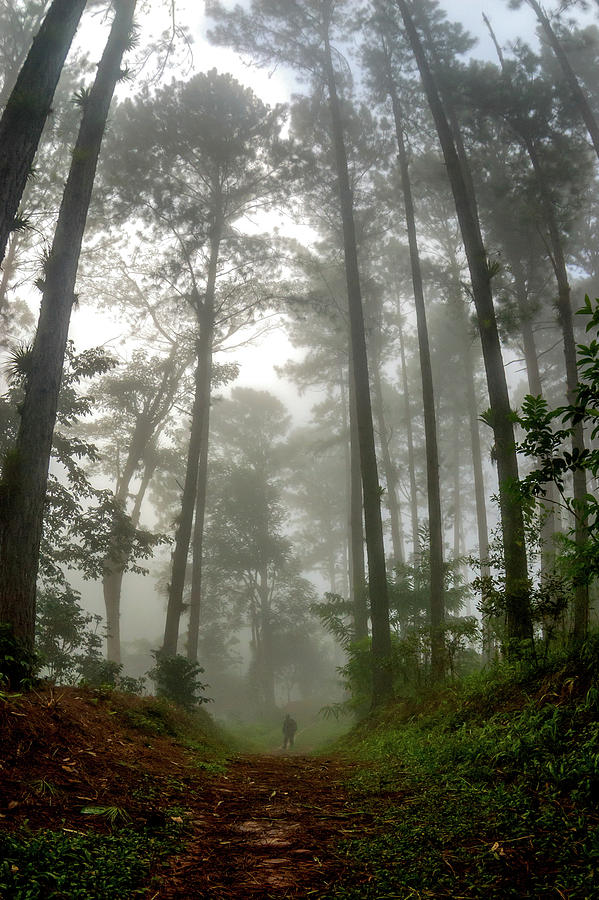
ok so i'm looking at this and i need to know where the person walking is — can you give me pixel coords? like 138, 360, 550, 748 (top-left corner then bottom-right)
282, 713, 297, 750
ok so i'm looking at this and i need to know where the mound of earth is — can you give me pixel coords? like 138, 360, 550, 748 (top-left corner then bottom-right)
0, 687, 374, 898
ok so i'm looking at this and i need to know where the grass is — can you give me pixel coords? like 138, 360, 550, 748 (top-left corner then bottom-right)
0, 827, 180, 899
323, 642, 599, 898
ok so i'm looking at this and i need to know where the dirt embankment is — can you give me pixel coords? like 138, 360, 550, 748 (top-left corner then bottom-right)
0, 688, 373, 898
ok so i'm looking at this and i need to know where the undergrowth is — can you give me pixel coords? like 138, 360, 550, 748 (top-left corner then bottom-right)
0, 826, 179, 899
327, 637, 599, 899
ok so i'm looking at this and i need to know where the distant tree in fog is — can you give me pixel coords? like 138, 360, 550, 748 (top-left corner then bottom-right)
205, 388, 317, 711
208, 0, 393, 703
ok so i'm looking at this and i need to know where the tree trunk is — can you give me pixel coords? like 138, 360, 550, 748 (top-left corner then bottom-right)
525, 140, 588, 640
452, 413, 461, 564
372, 360, 404, 566
397, 302, 420, 564
387, 60, 445, 679
105, 453, 156, 663
525, 0, 599, 161
457, 301, 492, 649
187, 325, 214, 662
258, 564, 276, 710
322, 21, 392, 702
0, 0, 136, 649
509, 253, 559, 583
396, 0, 532, 647
162, 360, 203, 656
348, 361, 368, 639
164, 209, 221, 658
0, 0, 88, 266
186, 209, 221, 662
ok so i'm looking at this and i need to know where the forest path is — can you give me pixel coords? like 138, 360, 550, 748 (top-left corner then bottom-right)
149, 753, 373, 898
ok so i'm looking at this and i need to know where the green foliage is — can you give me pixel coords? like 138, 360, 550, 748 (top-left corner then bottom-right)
516, 296, 599, 584
35, 586, 103, 683
0, 827, 178, 899
314, 539, 479, 709
35, 587, 145, 692
0, 623, 37, 690
147, 651, 211, 710
327, 639, 599, 898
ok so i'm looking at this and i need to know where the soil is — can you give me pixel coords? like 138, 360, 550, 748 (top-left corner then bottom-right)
0, 687, 374, 898
150, 753, 373, 899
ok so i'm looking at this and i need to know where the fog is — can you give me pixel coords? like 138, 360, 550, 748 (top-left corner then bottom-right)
1, 0, 598, 732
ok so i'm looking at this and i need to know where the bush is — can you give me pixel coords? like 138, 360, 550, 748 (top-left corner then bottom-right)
77, 656, 145, 694
147, 651, 211, 710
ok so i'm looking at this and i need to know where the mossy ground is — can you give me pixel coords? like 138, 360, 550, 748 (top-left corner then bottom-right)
325, 641, 599, 898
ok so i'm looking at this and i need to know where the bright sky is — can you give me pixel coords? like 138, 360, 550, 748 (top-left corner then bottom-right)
70, 0, 598, 389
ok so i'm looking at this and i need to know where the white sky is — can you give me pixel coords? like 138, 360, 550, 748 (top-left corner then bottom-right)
70, 0, 598, 402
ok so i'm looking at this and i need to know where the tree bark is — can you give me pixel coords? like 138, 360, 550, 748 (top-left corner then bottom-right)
526, 141, 588, 640
164, 209, 221, 658
396, 0, 532, 647
386, 63, 445, 680
187, 324, 214, 662
347, 362, 368, 639
372, 360, 404, 566
258, 563, 276, 710
0, 0, 137, 648
397, 302, 420, 564
322, 15, 392, 702
0, 0, 88, 266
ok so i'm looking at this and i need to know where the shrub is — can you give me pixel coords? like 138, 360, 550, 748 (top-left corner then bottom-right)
147, 651, 211, 710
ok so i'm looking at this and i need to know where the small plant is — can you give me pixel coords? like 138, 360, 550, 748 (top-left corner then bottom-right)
147, 651, 211, 710
81, 805, 131, 827
31, 778, 60, 801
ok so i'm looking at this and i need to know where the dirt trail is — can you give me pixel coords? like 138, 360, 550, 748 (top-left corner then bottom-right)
150, 754, 372, 899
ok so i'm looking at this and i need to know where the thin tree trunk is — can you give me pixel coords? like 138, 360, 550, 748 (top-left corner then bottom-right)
0, 0, 136, 648
186, 208, 221, 662
187, 327, 214, 662
105, 452, 156, 663
0, 0, 88, 266
452, 413, 461, 564
348, 361, 368, 639
340, 367, 366, 629
162, 360, 203, 656
397, 302, 420, 564
488, 4, 589, 638
258, 564, 276, 710
103, 349, 184, 662
372, 360, 404, 565
525, 142, 588, 640
387, 61, 445, 679
322, 19, 392, 701
164, 210, 221, 658
396, 0, 532, 647
508, 252, 559, 583
524, 0, 599, 160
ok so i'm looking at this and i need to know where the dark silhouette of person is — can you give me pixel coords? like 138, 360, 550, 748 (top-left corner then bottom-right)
282, 713, 297, 749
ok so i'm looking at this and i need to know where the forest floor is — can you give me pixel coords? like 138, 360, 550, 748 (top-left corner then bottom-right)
0, 686, 373, 898
2, 650, 599, 898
